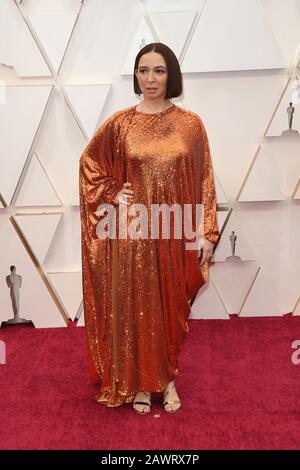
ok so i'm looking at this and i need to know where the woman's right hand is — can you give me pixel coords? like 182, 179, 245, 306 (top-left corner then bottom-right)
114, 182, 134, 205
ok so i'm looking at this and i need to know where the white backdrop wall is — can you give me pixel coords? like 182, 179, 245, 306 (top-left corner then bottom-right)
0, 0, 299, 328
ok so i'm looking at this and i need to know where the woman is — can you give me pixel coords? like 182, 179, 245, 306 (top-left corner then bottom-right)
79, 42, 219, 414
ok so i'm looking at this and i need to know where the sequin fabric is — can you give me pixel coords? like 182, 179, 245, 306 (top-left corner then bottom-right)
79, 104, 219, 407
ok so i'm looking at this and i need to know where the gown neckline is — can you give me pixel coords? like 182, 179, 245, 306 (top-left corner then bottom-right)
134, 103, 176, 116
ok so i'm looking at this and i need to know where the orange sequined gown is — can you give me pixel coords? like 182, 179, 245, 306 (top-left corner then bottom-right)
79, 104, 219, 407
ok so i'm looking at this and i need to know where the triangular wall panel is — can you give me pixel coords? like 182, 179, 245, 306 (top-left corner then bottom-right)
63, 84, 111, 138
237, 146, 285, 202
43, 209, 81, 273
209, 259, 260, 315
15, 153, 62, 207
0, 0, 51, 76
0, 86, 52, 205
121, 16, 156, 75
240, 269, 283, 317
35, 89, 86, 206
182, 0, 285, 72
267, 139, 300, 198
148, 10, 197, 60
48, 272, 83, 320
28, 13, 77, 73
14, 213, 63, 265
190, 277, 229, 319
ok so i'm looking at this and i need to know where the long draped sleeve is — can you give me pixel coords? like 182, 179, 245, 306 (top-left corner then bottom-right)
197, 117, 219, 246
79, 116, 122, 240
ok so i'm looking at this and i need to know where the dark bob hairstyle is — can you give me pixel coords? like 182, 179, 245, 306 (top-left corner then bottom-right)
133, 42, 183, 99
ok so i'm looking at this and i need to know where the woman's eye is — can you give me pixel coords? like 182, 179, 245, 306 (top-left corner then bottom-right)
139, 70, 164, 74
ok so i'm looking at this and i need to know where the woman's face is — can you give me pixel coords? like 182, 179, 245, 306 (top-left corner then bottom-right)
135, 51, 168, 99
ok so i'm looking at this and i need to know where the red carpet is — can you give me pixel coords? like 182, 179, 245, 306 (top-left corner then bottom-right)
0, 316, 300, 450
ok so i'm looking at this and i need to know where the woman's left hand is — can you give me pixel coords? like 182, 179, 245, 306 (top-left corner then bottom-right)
199, 239, 214, 266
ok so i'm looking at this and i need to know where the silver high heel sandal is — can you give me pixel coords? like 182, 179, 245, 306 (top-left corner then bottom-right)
133, 391, 151, 414
163, 381, 181, 413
